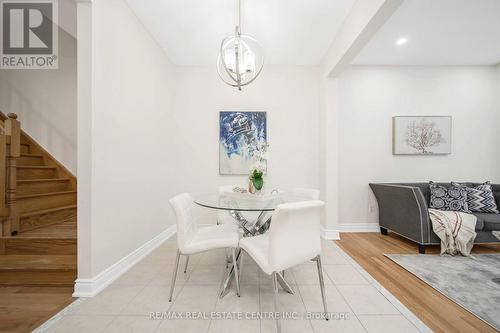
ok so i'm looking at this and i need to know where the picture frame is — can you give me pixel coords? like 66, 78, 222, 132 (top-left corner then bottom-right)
392, 116, 452, 155
219, 111, 267, 175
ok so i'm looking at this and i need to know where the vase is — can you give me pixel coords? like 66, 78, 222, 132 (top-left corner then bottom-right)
252, 176, 264, 192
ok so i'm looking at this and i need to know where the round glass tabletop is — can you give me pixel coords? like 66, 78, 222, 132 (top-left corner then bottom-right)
193, 191, 312, 211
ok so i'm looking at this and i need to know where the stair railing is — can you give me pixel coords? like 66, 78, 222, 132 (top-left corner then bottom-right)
0, 113, 20, 236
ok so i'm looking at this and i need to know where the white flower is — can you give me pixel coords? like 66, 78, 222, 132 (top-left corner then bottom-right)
249, 143, 269, 175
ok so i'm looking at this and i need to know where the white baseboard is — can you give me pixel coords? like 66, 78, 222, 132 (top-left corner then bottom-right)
338, 223, 380, 233
73, 224, 177, 298
321, 227, 340, 240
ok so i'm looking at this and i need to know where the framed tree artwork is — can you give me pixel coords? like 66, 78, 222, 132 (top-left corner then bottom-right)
392, 116, 452, 155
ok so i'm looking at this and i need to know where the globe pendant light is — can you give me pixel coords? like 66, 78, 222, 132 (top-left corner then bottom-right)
217, 0, 264, 90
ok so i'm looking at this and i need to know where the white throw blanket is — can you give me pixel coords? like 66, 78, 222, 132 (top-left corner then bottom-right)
428, 209, 477, 256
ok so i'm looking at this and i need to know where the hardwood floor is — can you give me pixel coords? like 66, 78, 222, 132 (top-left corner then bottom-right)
336, 232, 500, 333
0, 286, 74, 333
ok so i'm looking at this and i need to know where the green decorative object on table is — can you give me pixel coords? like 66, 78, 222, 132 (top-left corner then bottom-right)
251, 170, 264, 191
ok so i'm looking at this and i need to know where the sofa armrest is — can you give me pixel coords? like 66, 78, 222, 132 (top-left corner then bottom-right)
491, 184, 500, 210
369, 183, 433, 244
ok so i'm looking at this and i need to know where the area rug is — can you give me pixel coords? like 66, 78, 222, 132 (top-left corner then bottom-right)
386, 253, 500, 331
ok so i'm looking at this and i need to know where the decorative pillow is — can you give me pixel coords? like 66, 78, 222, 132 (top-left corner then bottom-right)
452, 181, 499, 213
429, 182, 470, 213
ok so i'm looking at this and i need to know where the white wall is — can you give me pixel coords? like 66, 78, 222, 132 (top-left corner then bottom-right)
497, 64, 500, 172
319, 77, 340, 236
171, 66, 321, 199
77, 0, 177, 281
0, 28, 77, 173
335, 66, 499, 227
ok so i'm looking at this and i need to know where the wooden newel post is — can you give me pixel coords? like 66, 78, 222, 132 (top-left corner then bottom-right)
0, 126, 6, 236
4, 113, 20, 236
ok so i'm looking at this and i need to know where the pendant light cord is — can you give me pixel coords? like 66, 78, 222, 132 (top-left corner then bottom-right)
237, 0, 241, 35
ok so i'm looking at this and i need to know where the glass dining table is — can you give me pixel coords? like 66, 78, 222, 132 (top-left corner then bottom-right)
194, 190, 311, 298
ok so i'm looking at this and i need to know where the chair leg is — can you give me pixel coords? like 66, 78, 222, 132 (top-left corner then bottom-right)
183, 255, 189, 273
169, 250, 181, 302
238, 252, 244, 284
272, 272, 281, 333
315, 255, 328, 320
232, 248, 240, 297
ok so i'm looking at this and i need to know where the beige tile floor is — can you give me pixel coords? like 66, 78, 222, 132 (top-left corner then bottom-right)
40, 238, 427, 333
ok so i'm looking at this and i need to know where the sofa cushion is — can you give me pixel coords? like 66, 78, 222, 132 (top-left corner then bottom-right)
429, 182, 470, 213
452, 181, 499, 213
472, 213, 500, 231
471, 214, 485, 231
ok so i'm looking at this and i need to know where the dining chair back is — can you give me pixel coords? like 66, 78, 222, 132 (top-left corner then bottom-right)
169, 193, 198, 253
170, 193, 202, 275
238, 200, 328, 333
268, 200, 324, 272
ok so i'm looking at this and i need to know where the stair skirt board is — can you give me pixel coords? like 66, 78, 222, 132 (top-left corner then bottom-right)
73, 225, 176, 298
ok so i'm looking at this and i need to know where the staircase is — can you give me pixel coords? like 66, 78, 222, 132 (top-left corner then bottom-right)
0, 113, 77, 287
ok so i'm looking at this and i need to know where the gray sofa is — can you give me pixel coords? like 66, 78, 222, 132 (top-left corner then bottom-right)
369, 182, 500, 253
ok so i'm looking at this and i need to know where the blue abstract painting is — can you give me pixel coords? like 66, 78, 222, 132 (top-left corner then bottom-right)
219, 111, 267, 175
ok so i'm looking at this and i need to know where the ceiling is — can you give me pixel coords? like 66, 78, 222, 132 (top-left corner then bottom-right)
353, 0, 500, 65
125, 0, 355, 66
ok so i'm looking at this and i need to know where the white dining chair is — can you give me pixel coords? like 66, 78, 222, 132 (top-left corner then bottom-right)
239, 200, 327, 333
292, 187, 320, 200
168, 193, 241, 301
182, 185, 244, 273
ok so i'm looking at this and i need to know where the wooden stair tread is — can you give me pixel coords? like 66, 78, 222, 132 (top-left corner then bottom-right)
19, 206, 76, 233
17, 191, 76, 215
16, 166, 56, 169
0, 236, 76, 255
19, 222, 76, 238
0, 255, 76, 271
20, 153, 43, 157
17, 178, 69, 183
17, 178, 72, 196
20, 205, 77, 218
17, 191, 77, 200
1, 234, 76, 240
